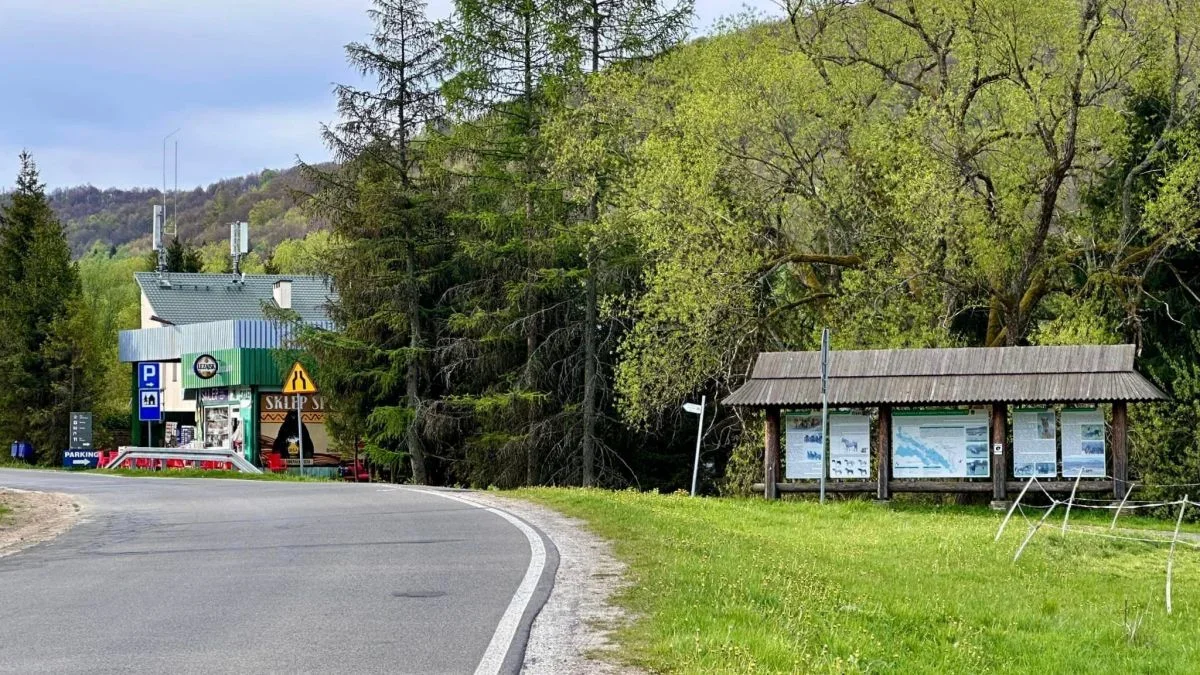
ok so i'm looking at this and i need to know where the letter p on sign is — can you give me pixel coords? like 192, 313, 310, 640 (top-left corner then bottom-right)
139, 363, 161, 390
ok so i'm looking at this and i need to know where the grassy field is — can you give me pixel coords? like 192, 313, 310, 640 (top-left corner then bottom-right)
517, 489, 1200, 674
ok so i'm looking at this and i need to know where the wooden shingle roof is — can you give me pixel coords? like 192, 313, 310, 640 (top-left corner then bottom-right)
723, 345, 1167, 407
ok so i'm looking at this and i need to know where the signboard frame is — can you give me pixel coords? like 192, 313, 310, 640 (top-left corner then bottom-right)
138, 389, 163, 422
891, 408, 990, 479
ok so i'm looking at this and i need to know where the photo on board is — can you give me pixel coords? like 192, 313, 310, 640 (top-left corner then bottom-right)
1037, 412, 1055, 440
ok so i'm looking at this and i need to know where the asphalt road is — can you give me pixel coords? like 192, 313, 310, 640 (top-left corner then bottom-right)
0, 470, 556, 674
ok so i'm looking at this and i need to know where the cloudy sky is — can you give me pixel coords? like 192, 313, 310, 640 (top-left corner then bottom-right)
0, 0, 780, 190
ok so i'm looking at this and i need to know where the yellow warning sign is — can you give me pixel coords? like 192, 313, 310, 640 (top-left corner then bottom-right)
282, 361, 318, 394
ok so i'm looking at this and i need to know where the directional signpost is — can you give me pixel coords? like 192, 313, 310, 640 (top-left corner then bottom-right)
65, 411, 100, 468
70, 412, 93, 450
282, 362, 318, 475
138, 363, 163, 447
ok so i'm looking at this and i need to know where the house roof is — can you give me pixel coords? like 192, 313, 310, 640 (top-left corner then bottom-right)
722, 344, 1167, 407
135, 272, 332, 326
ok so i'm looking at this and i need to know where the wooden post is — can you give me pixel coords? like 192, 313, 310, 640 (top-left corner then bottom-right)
764, 407, 780, 500
991, 403, 1008, 502
1112, 401, 1129, 500
876, 405, 891, 500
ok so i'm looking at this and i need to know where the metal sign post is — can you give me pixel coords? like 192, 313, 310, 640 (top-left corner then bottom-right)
685, 396, 707, 497
819, 328, 831, 504
297, 395, 305, 476
282, 362, 318, 476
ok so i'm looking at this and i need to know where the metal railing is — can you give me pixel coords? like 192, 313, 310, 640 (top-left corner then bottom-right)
104, 447, 262, 474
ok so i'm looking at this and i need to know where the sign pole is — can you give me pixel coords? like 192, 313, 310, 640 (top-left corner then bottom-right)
690, 395, 706, 497
297, 394, 305, 477
819, 328, 830, 505
282, 361, 318, 477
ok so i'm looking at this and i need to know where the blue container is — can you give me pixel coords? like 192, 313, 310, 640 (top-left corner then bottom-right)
9, 441, 16, 459
16, 441, 31, 460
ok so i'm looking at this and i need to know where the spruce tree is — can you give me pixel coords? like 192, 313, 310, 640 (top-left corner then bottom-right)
303, 0, 449, 484
440, 0, 576, 486
0, 152, 91, 462
556, 0, 692, 485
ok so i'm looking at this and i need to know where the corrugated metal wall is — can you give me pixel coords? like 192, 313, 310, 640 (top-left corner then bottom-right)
122, 320, 334, 363
181, 349, 286, 390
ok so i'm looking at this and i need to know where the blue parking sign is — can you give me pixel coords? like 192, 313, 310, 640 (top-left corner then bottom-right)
138, 363, 161, 390
139, 389, 162, 422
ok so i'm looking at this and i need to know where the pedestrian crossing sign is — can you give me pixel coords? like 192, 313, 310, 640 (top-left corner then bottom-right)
282, 361, 318, 395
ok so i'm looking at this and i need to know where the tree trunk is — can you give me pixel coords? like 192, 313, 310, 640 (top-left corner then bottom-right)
523, 5, 539, 487
406, 248, 428, 485
579, 0, 602, 487
582, 244, 598, 486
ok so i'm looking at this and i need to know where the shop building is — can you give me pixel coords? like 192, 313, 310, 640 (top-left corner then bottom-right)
118, 272, 334, 467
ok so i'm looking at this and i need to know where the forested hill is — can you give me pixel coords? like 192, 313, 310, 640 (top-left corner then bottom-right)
43, 164, 330, 256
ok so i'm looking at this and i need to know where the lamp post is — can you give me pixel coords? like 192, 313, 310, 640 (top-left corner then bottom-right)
683, 396, 707, 497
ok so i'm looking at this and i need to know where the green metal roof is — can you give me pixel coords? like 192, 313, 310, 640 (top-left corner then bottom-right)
136, 272, 332, 326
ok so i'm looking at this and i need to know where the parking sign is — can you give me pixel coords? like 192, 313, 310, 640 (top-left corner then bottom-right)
138, 363, 161, 390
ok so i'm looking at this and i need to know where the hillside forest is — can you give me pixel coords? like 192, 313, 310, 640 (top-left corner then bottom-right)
3, 0, 1200, 497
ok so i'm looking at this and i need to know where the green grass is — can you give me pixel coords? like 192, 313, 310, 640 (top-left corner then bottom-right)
515, 489, 1200, 674
96, 468, 330, 481
0, 504, 9, 526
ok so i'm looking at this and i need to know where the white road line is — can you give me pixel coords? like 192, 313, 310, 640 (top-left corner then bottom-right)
405, 488, 546, 675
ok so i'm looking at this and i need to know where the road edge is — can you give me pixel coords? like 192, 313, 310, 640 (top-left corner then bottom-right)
0, 488, 81, 559
405, 487, 560, 675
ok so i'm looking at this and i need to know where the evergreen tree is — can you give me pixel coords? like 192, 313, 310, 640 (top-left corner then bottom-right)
440, 0, 577, 486
144, 237, 204, 273
303, 0, 450, 485
0, 152, 92, 462
554, 0, 692, 485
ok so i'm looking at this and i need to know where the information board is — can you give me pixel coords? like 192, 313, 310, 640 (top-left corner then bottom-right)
892, 409, 990, 478
1061, 408, 1106, 477
784, 412, 823, 479
1013, 408, 1058, 478
69, 412, 93, 450
829, 413, 870, 479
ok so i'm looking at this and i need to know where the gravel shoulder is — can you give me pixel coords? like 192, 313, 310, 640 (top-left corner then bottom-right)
0, 488, 80, 558
467, 491, 644, 675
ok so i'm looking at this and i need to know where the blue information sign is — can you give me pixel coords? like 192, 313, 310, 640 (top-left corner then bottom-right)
63, 449, 101, 468
139, 389, 163, 422
138, 363, 161, 391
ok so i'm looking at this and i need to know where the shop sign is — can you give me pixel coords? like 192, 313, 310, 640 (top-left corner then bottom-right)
200, 387, 230, 403
193, 354, 219, 379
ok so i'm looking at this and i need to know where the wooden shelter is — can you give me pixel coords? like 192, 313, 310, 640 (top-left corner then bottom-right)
723, 345, 1167, 501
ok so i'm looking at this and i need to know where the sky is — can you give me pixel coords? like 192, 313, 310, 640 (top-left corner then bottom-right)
0, 0, 781, 190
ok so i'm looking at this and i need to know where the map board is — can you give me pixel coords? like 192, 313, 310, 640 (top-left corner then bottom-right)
1061, 408, 1106, 477
892, 409, 990, 479
829, 413, 870, 479
1013, 408, 1058, 478
784, 412, 823, 479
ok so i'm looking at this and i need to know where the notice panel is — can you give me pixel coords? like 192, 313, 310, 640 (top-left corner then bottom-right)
784, 412, 823, 479
1013, 408, 1058, 478
829, 413, 870, 479
892, 409, 990, 478
1061, 408, 1106, 478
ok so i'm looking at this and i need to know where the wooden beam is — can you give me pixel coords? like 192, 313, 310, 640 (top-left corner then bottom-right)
764, 407, 780, 500
1112, 401, 1129, 500
753, 480, 1115, 494
877, 405, 891, 500
991, 403, 1008, 501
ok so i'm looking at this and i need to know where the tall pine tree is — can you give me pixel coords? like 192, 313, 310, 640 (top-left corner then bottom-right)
303, 0, 450, 484
556, 0, 692, 485
0, 152, 94, 462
